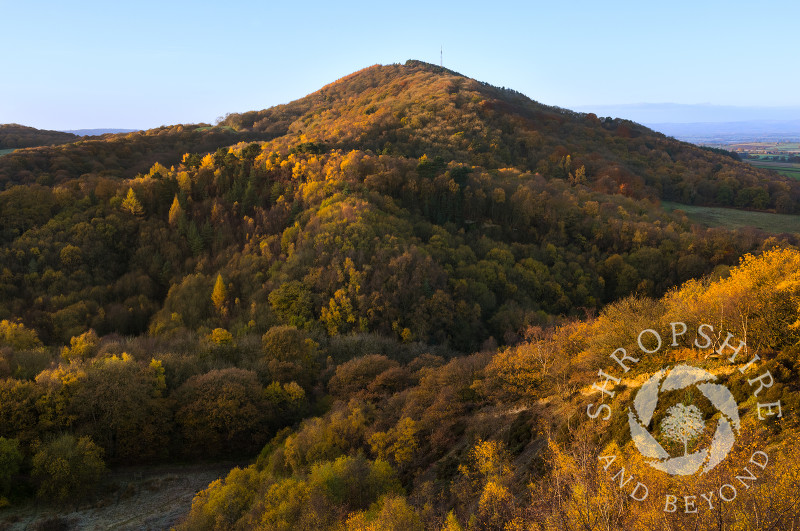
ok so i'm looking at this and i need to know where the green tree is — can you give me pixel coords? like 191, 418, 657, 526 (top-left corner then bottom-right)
0, 437, 22, 498
32, 434, 106, 503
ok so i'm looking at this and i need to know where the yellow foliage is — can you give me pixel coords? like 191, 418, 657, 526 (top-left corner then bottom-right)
345, 494, 424, 531
208, 328, 233, 345
121, 187, 144, 216
477, 480, 514, 529
211, 274, 228, 315
177, 171, 192, 193
0, 319, 42, 350
200, 153, 216, 170
168, 195, 183, 225
61, 330, 98, 363
368, 417, 418, 466
664, 247, 800, 351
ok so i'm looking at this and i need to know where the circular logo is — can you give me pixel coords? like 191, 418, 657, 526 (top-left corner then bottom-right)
628, 364, 741, 476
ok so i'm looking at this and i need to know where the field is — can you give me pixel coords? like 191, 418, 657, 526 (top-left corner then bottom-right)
0, 148, 15, 157
746, 159, 800, 179
662, 201, 800, 233
725, 141, 800, 153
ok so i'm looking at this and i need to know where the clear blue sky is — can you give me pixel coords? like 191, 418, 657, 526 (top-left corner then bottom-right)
2, 0, 799, 130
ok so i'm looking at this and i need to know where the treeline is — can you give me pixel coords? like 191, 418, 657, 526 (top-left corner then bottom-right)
0, 124, 77, 150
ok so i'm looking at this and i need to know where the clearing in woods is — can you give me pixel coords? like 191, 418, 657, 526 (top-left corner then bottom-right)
662, 201, 800, 233
0, 462, 243, 530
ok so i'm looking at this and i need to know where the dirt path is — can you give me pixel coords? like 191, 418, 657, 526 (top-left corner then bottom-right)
1, 462, 244, 530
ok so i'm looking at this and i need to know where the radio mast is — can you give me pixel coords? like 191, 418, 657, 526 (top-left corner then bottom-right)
440, 46, 443, 67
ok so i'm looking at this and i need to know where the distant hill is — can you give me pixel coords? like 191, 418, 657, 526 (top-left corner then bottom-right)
61, 128, 139, 136
572, 102, 800, 124
644, 120, 800, 143
0, 123, 78, 149
570, 103, 800, 143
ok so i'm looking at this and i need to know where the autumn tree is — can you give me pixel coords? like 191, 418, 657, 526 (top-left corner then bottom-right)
121, 187, 144, 216
0, 320, 41, 350
71, 354, 169, 462
168, 194, 184, 225
174, 368, 269, 458
211, 273, 229, 317
32, 434, 106, 503
61, 329, 99, 362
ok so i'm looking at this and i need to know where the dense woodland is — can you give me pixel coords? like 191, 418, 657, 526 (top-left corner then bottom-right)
0, 124, 78, 150
0, 61, 798, 528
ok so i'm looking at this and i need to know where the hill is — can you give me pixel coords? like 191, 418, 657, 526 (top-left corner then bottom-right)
0, 124, 273, 187
61, 128, 139, 136
0, 61, 796, 348
0, 124, 78, 150
222, 61, 800, 212
180, 247, 800, 530
0, 61, 798, 527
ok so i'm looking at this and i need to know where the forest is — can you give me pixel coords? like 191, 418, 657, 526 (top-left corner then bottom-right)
0, 125, 78, 151
0, 60, 798, 529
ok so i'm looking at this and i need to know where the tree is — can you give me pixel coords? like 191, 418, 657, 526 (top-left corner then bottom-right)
660, 403, 705, 456
72, 353, 170, 462
0, 437, 22, 498
61, 329, 99, 362
259, 326, 319, 389
121, 187, 144, 216
32, 434, 106, 503
327, 355, 398, 398
168, 195, 183, 225
345, 495, 424, 531
369, 417, 418, 466
211, 274, 229, 317
0, 320, 41, 350
174, 368, 269, 458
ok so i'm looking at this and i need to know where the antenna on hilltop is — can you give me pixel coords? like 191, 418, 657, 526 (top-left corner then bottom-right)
440, 46, 443, 67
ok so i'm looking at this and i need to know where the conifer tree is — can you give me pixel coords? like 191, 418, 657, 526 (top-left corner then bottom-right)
212, 274, 229, 316
121, 187, 144, 216
168, 195, 183, 225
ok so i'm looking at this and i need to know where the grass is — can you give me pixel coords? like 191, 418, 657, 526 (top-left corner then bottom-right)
662, 201, 800, 233
0, 148, 15, 157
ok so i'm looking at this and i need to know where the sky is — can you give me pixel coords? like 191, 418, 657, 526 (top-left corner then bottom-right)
2, 0, 799, 130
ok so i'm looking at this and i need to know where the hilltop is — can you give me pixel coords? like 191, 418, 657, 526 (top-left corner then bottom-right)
0, 124, 78, 150
221, 60, 800, 212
